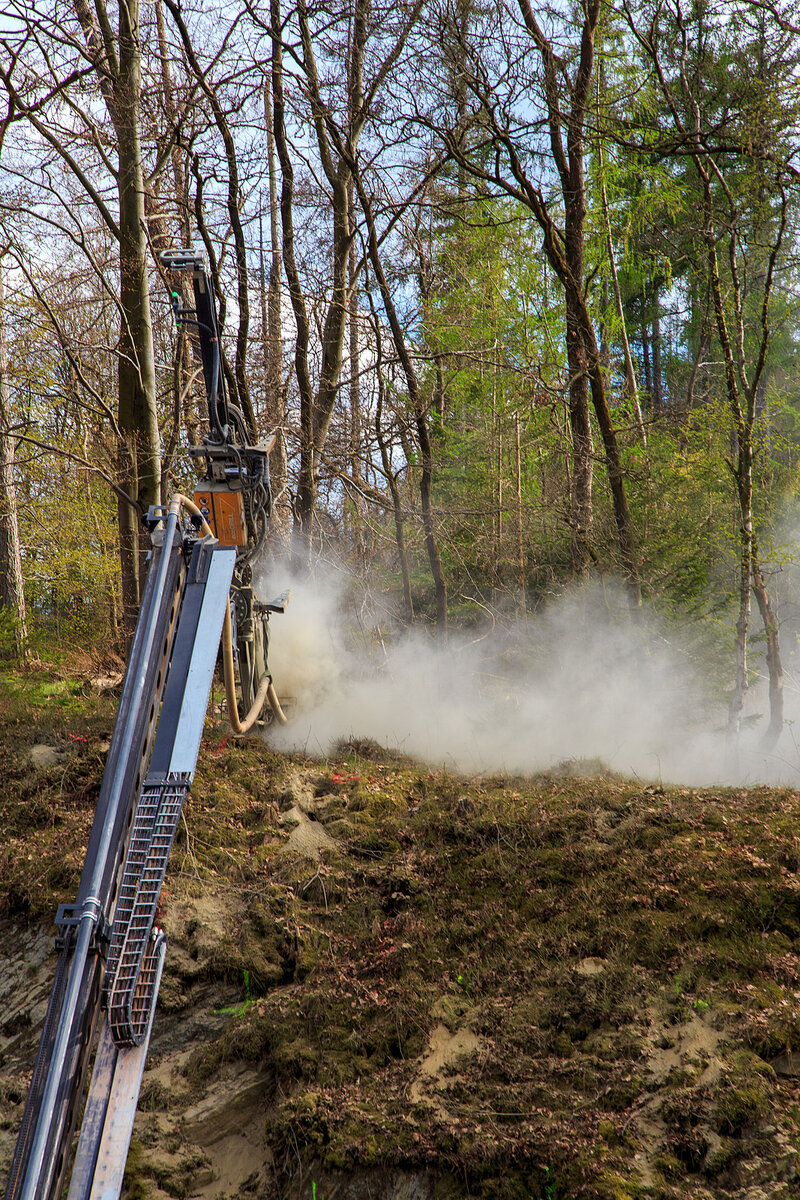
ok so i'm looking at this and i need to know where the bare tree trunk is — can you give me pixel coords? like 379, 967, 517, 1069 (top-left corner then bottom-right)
151, 0, 200, 500
518, 0, 640, 606
651, 282, 664, 410
257, 0, 425, 567
260, 80, 291, 553
728, 457, 752, 740
519, 0, 596, 575
0, 264, 28, 659
266, 0, 367, 564
752, 553, 783, 753
685, 321, 709, 410
599, 276, 611, 379
154, 0, 191, 246
641, 298, 653, 401
566, 319, 594, 575
598, 122, 646, 445
72, 0, 161, 635
377, 438, 414, 620
513, 410, 526, 618
116, 0, 160, 632
347, 170, 364, 563
289, 0, 367, 555
494, 369, 503, 584
270, 0, 314, 570
448, 0, 640, 596
373, 321, 414, 621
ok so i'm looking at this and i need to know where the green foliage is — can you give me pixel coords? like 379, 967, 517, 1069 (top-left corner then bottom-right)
632, 402, 736, 601
0, 607, 26, 661
16, 436, 121, 655
415, 195, 576, 605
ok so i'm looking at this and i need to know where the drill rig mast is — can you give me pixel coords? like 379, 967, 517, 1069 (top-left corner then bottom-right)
163, 248, 289, 720
5, 251, 286, 1200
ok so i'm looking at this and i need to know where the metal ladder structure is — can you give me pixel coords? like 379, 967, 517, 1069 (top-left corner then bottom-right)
5, 250, 284, 1200
105, 773, 190, 1048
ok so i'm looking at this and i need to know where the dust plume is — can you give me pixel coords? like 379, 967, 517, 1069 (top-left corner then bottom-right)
258, 566, 800, 786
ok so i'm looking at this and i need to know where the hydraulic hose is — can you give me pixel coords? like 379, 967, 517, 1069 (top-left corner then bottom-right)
170, 492, 213, 540
267, 680, 289, 726
170, 494, 285, 732
209, 340, 223, 439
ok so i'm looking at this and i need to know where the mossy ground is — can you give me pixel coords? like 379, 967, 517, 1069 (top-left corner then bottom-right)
1, 668, 800, 1199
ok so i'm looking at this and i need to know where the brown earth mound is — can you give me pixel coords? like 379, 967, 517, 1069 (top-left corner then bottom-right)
1, 675, 799, 1200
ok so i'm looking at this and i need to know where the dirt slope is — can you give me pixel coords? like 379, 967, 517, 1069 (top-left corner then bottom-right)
1, 674, 800, 1200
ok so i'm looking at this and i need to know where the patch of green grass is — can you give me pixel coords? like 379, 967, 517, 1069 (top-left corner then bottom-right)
0, 674, 117, 918
713, 1052, 774, 1135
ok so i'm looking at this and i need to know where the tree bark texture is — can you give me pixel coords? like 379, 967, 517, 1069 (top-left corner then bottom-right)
72, 0, 161, 634
117, 0, 160, 631
291, 0, 367, 557
270, 0, 314, 570
372, 317, 414, 622
263, 81, 291, 552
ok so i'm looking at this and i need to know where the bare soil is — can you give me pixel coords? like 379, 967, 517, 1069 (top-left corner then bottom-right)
1, 676, 800, 1200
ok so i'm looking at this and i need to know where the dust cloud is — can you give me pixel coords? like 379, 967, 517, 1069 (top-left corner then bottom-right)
258, 566, 800, 787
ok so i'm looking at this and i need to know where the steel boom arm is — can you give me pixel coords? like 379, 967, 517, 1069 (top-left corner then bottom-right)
5, 508, 235, 1200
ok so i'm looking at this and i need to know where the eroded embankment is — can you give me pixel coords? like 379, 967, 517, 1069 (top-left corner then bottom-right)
1, 683, 800, 1200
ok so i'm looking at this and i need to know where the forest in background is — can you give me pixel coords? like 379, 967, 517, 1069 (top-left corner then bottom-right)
0, 0, 799, 750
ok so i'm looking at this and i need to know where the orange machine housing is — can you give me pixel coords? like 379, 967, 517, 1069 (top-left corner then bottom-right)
193, 483, 248, 550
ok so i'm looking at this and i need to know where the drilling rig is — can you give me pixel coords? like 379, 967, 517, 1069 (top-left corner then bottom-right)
5, 251, 287, 1200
